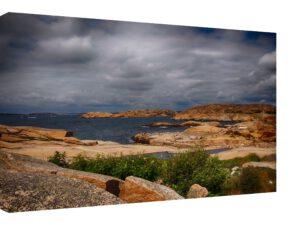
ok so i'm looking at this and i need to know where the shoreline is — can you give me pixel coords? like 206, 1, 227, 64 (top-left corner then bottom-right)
0, 123, 275, 161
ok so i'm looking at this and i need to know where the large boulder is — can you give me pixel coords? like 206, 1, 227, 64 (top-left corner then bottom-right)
119, 176, 183, 203
0, 150, 123, 197
187, 184, 209, 198
0, 150, 124, 212
0, 169, 123, 212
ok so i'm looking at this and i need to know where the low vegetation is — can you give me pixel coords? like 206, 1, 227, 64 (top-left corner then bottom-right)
224, 167, 276, 194
220, 153, 261, 169
48, 149, 276, 197
162, 150, 230, 196
70, 153, 163, 181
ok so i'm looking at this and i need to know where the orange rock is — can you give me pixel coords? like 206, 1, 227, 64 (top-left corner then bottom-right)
81, 109, 176, 118
0, 124, 98, 146
184, 125, 224, 135
187, 184, 209, 198
174, 104, 276, 121
119, 176, 183, 203
81, 112, 114, 118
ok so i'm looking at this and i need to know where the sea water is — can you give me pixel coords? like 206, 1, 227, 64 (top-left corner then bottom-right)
0, 114, 238, 144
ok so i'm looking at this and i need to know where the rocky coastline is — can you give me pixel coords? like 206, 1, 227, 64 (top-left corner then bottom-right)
0, 103, 276, 212
81, 104, 275, 121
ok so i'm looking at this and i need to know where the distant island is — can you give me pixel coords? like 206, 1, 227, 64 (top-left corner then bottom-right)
81, 104, 275, 121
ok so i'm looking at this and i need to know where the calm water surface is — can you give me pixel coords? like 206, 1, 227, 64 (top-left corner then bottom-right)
0, 114, 238, 145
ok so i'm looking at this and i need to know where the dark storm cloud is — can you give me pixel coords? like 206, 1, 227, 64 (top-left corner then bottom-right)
0, 13, 276, 113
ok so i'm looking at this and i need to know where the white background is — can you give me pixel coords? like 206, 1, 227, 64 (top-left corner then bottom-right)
0, 0, 299, 224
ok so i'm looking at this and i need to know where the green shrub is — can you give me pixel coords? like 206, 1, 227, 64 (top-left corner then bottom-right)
244, 153, 261, 162
224, 166, 276, 194
162, 148, 229, 196
70, 153, 163, 181
192, 157, 230, 194
70, 154, 89, 170
48, 151, 68, 167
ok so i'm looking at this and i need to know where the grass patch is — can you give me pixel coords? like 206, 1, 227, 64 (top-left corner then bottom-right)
221, 153, 262, 169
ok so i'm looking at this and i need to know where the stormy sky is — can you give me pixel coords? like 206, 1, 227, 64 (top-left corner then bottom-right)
0, 13, 276, 113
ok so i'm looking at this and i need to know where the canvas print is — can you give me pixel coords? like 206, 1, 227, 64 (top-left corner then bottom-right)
0, 13, 276, 212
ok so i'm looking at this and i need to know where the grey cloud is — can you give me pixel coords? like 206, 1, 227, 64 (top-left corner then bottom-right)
0, 13, 276, 113
258, 51, 276, 69
37, 36, 97, 63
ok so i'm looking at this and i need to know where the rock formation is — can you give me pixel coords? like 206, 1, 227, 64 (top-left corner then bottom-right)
187, 184, 209, 198
119, 176, 183, 203
81, 112, 114, 118
81, 109, 176, 118
0, 124, 97, 146
0, 150, 184, 212
134, 116, 276, 149
0, 150, 124, 212
174, 104, 276, 121
145, 122, 173, 127
133, 132, 202, 148
145, 121, 221, 128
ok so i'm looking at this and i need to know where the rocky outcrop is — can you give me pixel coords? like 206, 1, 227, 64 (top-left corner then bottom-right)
184, 125, 224, 135
133, 132, 202, 148
174, 104, 276, 121
134, 116, 276, 149
0, 169, 123, 212
133, 130, 254, 149
119, 176, 183, 203
0, 150, 124, 212
146, 122, 173, 127
225, 116, 276, 142
145, 121, 221, 128
81, 109, 176, 118
187, 184, 209, 198
0, 149, 185, 212
81, 112, 114, 118
0, 124, 97, 146
0, 150, 124, 197
179, 121, 221, 127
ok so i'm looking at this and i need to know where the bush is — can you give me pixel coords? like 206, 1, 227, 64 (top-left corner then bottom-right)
48, 151, 68, 167
162, 148, 230, 196
239, 167, 262, 194
260, 154, 276, 162
192, 157, 230, 194
70, 153, 164, 181
224, 166, 276, 194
